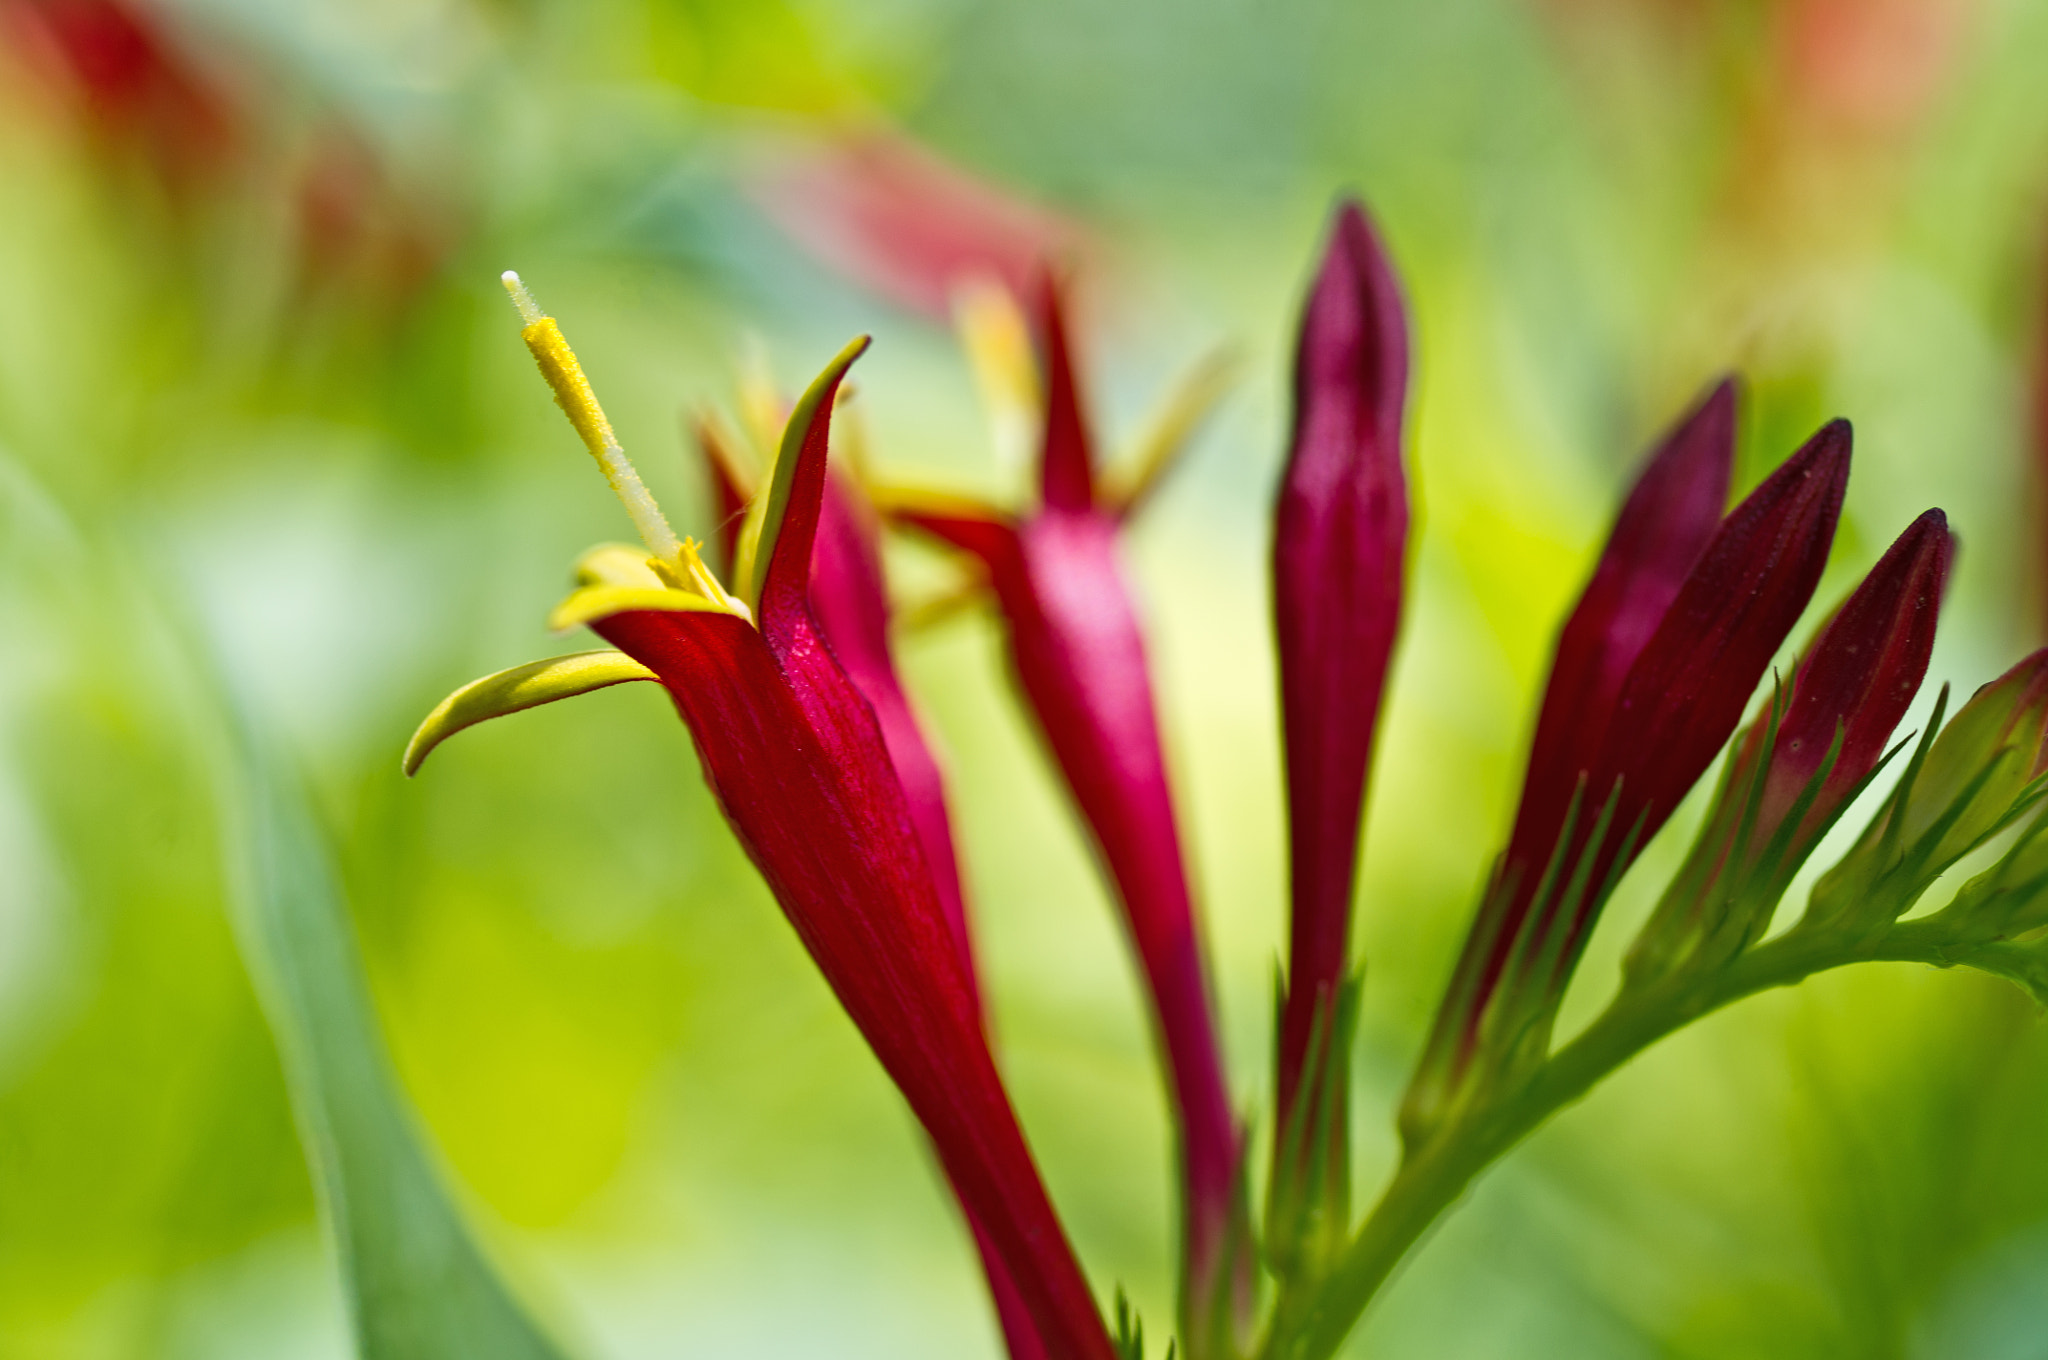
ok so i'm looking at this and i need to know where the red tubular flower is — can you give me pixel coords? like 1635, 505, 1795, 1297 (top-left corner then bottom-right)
411, 282, 1111, 1360
6, 0, 239, 198
1267, 199, 1409, 1265
895, 277, 1245, 1349
748, 128, 1086, 320
692, 412, 1045, 1357
1407, 405, 1847, 1135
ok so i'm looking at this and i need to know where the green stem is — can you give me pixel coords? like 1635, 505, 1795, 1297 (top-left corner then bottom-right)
1258, 919, 1992, 1360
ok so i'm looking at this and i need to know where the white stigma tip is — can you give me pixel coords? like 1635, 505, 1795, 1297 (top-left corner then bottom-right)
501, 270, 546, 326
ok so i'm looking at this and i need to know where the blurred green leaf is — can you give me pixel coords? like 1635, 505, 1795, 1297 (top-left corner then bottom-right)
220, 703, 576, 1360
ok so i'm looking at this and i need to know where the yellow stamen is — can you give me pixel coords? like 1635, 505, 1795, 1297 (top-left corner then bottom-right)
502, 270, 685, 568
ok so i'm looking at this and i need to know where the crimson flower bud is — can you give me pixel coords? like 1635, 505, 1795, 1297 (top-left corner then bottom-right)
1406, 404, 1848, 1138
1267, 197, 1409, 1271
1631, 510, 1952, 978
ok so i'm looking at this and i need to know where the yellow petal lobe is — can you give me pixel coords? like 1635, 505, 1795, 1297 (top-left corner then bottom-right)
404, 650, 658, 777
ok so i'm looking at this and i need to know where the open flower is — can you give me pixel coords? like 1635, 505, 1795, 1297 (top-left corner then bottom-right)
406, 276, 1111, 1360
890, 274, 1247, 1350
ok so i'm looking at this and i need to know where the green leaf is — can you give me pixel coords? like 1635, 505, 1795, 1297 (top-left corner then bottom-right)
222, 708, 578, 1360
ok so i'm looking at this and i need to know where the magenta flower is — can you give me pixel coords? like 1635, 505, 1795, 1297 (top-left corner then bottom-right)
409, 280, 1111, 1360
893, 275, 1246, 1348
1266, 199, 1409, 1267
1408, 403, 1847, 1130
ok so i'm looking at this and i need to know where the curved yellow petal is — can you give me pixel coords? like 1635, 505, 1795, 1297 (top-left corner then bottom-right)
548, 584, 735, 633
403, 650, 657, 777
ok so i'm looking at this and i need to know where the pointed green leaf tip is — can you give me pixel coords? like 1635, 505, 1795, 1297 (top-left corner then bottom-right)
404, 651, 658, 776
737, 334, 873, 606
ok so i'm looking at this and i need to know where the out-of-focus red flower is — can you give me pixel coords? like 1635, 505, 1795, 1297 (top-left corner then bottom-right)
894, 276, 1247, 1352
750, 129, 1087, 318
3, 0, 238, 197
290, 125, 451, 324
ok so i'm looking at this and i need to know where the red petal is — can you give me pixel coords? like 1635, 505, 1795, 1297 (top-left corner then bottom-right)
810, 469, 978, 991
692, 413, 753, 576
991, 511, 1242, 1302
757, 339, 868, 640
1036, 273, 1098, 515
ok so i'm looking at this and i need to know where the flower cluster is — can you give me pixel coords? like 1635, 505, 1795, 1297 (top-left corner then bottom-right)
408, 202, 2048, 1360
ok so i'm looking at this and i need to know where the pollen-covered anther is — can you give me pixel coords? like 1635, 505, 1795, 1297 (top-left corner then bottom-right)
501, 270, 687, 571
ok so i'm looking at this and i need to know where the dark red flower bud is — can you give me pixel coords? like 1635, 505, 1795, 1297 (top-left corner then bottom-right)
1268, 198, 1409, 1267
1407, 407, 1845, 1136
1512, 381, 1736, 870
1756, 508, 1952, 844
1553, 420, 1850, 947
1628, 509, 1951, 981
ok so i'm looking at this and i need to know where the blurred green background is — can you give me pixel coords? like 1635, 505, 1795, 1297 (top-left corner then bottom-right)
5, 0, 2048, 1356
